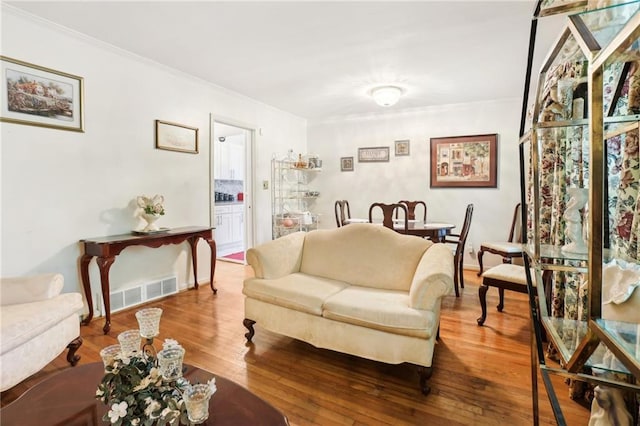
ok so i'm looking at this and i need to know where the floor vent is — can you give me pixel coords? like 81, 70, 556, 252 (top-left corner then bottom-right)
109, 275, 178, 313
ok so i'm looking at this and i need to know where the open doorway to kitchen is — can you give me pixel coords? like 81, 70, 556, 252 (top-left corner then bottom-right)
211, 117, 254, 264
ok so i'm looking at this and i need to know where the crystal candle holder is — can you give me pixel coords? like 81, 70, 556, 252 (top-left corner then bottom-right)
117, 329, 141, 356
157, 346, 185, 381
135, 308, 163, 338
99, 344, 121, 367
183, 384, 212, 424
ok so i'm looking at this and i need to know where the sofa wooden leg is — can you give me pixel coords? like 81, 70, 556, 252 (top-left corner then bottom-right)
243, 318, 256, 342
477, 285, 489, 326
66, 336, 82, 366
418, 366, 432, 395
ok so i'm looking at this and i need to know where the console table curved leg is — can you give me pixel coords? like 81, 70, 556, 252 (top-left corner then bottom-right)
187, 237, 200, 290
207, 237, 217, 293
66, 336, 83, 366
79, 254, 94, 326
97, 256, 116, 334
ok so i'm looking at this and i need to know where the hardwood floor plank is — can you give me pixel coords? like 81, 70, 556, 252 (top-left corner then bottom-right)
0, 263, 590, 425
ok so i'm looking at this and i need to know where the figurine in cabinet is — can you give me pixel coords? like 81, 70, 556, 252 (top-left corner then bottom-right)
588, 385, 632, 426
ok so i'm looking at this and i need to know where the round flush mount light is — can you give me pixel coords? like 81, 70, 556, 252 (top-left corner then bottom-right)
369, 85, 404, 107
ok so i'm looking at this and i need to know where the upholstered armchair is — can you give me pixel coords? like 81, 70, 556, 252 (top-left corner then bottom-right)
0, 273, 83, 391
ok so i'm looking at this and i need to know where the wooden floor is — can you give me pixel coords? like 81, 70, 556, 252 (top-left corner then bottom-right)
1, 262, 591, 425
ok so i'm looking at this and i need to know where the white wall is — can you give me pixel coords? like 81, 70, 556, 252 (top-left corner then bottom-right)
307, 99, 522, 270
0, 6, 306, 316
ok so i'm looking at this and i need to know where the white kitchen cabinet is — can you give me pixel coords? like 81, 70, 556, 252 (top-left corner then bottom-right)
214, 140, 244, 180
214, 204, 244, 255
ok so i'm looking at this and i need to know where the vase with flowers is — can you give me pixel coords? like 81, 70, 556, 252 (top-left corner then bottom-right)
137, 195, 165, 232
97, 316, 217, 426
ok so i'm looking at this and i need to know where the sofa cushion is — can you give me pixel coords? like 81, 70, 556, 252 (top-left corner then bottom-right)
322, 286, 435, 339
243, 273, 349, 316
300, 223, 431, 291
0, 292, 83, 355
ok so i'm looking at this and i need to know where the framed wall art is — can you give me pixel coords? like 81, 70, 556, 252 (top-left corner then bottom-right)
340, 156, 354, 172
1, 56, 84, 132
358, 146, 389, 162
430, 133, 498, 188
395, 139, 410, 156
155, 120, 199, 154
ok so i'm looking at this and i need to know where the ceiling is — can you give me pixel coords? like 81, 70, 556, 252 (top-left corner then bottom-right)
7, 1, 559, 122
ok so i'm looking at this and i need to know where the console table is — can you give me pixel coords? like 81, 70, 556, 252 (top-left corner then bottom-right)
79, 226, 216, 334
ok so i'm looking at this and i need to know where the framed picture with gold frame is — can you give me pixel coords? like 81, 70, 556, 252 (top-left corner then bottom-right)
155, 120, 199, 154
0, 56, 84, 132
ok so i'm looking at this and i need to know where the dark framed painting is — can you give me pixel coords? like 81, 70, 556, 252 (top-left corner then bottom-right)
430, 133, 497, 188
155, 120, 199, 154
0, 56, 84, 132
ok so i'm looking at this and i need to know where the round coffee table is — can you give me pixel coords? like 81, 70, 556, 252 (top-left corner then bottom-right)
0, 362, 289, 425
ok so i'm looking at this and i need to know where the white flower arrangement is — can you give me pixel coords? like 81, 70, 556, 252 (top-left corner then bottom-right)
137, 194, 165, 216
96, 345, 216, 426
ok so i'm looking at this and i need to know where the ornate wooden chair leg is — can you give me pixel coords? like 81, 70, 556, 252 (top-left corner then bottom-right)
497, 288, 505, 312
477, 248, 485, 276
243, 318, 256, 342
477, 285, 489, 326
66, 336, 82, 366
417, 366, 433, 395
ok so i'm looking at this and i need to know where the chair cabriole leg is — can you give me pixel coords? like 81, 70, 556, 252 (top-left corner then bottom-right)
477, 285, 489, 325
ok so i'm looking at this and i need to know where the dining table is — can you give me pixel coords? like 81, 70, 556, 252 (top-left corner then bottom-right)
392, 220, 455, 242
343, 218, 455, 242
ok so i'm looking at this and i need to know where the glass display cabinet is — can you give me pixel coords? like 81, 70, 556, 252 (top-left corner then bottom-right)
271, 151, 321, 239
519, 1, 640, 424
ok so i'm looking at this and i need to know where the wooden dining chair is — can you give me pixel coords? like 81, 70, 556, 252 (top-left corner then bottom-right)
398, 200, 427, 222
443, 204, 474, 297
476, 203, 523, 276
334, 200, 351, 227
368, 202, 408, 231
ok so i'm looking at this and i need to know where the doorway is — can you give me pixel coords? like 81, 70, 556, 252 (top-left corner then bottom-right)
211, 118, 254, 264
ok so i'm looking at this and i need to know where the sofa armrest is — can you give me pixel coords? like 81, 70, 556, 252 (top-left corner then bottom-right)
409, 244, 455, 310
246, 231, 306, 279
0, 273, 64, 306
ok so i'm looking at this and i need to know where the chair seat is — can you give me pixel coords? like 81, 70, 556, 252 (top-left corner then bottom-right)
480, 242, 523, 254
481, 264, 529, 285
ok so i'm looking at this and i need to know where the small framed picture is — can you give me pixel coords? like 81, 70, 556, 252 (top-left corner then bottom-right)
155, 120, 199, 154
340, 156, 354, 172
358, 146, 390, 162
1, 56, 84, 132
395, 139, 410, 156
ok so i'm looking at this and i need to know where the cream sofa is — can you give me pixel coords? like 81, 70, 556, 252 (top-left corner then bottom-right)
0, 273, 83, 391
243, 223, 454, 394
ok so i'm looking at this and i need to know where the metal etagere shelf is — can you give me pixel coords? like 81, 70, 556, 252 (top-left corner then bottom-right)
518, 1, 640, 425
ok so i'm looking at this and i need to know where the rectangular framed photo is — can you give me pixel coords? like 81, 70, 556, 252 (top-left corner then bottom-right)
155, 120, 199, 154
1, 56, 84, 132
358, 146, 389, 162
430, 133, 497, 188
395, 139, 410, 156
340, 156, 354, 172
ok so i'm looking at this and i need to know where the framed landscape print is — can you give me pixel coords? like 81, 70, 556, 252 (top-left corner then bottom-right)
358, 146, 389, 162
155, 120, 199, 154
1, 56, 84, 132
340, 156, 354, 172
430, 134, 497, 188
395, 140, 410, 156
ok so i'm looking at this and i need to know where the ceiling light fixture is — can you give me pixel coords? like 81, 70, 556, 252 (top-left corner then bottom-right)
370, 85, 404, 107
